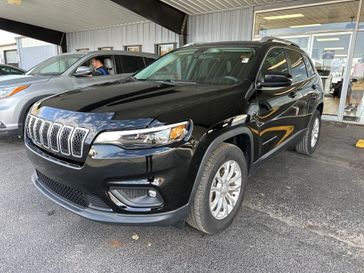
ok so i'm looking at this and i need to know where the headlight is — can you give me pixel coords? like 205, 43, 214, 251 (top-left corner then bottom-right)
94, 121, 192, 149
0, 85, 30, 99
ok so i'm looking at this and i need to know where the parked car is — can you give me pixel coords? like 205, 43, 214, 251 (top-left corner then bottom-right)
0, 50, 157, 136
0, 64, 25, 76
25, 38, 323, 233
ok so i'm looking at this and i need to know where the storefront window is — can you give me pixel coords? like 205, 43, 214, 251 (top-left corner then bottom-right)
344, 32, 364, 123
254, 1, 360, 38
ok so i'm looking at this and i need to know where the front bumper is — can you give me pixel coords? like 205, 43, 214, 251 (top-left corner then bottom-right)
26, 137, 198, 226
0, 97, 20, 136
32, 172, 189, 226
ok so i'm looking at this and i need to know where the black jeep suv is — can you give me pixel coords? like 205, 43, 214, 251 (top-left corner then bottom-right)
25, 38, 323, 234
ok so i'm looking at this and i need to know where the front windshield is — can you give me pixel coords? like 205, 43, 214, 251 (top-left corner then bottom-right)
135, 46, 255, 85
27, 54, 83, 76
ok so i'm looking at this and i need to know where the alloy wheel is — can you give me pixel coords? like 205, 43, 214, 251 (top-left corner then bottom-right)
209, 160, 242, 220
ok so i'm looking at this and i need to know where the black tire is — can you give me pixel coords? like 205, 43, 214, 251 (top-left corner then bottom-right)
186, 143, 248, 234
296, 109, 321, 155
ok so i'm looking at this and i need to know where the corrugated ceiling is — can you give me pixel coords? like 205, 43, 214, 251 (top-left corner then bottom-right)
0, 0, 146, 33
160, 0, 294, 15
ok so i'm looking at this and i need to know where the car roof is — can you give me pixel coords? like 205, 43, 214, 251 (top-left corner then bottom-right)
181, 39, 307, 55
61, 50, 158, 59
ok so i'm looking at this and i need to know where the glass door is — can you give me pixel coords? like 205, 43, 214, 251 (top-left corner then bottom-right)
310, 33, 352, 117
344, 35, 364, 123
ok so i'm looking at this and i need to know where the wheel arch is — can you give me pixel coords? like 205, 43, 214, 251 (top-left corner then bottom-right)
187, 126, 254, 205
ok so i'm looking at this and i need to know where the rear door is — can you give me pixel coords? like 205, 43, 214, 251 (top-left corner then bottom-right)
255, 47, 303, 156
286, 49, 314, 130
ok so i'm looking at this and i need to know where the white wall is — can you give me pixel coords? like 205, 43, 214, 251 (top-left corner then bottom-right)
17, 37, 59, 70
67, 21, 179, 53
188, 7, 254, 43
66, 7, 256, 53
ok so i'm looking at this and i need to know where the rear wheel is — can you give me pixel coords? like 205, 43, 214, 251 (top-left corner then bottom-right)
187, 143, 248, 234
296, 109, 321, 155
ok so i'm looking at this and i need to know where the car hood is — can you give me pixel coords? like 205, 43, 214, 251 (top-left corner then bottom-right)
38, 80, 250, 126
0, 74, 52, 87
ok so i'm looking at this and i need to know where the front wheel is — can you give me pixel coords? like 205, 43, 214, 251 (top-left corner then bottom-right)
187, 143, 248, 234
296, 109, 321, 155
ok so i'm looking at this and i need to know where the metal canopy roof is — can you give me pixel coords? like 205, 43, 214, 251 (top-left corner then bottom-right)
0, 0, 146, 33
0, 0, 301, 34
160, 0, 294, 15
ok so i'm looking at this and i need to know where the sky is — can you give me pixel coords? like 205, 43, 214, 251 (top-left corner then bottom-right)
0, 30, 20, 45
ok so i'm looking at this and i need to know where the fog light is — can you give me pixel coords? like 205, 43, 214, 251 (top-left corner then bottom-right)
108, 187, 163, 209
148, 189, 157, 198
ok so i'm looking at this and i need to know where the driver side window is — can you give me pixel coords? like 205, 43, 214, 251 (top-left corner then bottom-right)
78, 55, 114, 75
261, 48, 289, 77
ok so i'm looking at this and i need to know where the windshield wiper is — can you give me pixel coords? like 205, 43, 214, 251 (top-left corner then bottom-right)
158, 79, 196, 85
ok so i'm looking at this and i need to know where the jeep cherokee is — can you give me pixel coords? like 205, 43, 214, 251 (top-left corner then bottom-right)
25, 38, 323, 234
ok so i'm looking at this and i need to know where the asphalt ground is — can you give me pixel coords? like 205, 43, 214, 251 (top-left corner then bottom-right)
0, 122, 363, 273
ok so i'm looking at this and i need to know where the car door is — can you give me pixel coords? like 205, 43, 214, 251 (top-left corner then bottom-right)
255, 47, 303, 157
71, 55, 123, 89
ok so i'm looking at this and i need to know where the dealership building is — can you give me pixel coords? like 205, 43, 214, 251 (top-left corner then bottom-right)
1, 0, 363, 124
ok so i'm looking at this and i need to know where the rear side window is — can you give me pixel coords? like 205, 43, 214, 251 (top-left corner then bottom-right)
261, 48, 289, 76
286, 50, 308, 82
144, 58, 156, 66
115, 55, 145, 73
303, 55, 316, 77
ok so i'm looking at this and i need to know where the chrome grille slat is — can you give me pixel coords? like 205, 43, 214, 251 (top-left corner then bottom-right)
71, 128, 88, 158
25, 114, 89, 160
50, 123, 62, 152
41, 121, 52, 148
34, 118, 43, 144
28, 116, 36, 139
59, 126, 73, 156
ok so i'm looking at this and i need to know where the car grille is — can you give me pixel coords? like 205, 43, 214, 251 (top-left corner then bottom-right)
37, 171, 111, 211
26, 114, 89, 159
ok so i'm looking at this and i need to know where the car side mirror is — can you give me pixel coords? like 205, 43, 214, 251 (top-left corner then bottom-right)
74, 66, 92, 77
258, 72, 292, 88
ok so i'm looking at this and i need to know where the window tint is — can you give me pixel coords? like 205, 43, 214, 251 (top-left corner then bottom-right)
261, 48, 289, 76
144, 58, 156, 66
303, 55, 315, 77
115, 55, 145, 73
287, 50, 308, 82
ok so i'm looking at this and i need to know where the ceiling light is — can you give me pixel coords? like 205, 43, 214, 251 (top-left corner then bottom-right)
289, 24, 321, 28
324, 47, 344, 50
7, 0, 22, 5
317, 38, 340, 42
264, 14, 304, 20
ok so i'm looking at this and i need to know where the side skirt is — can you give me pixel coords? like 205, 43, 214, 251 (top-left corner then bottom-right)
249, 128, 307, 174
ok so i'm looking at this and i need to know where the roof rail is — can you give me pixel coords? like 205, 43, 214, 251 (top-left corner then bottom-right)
260, 37, 300, 48
182, 42, 203, 48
